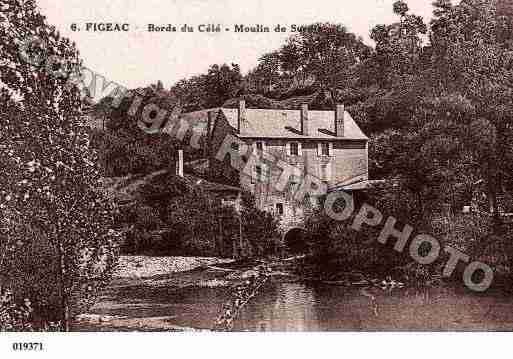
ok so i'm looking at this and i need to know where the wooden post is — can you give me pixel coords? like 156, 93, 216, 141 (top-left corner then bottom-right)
177, 149, 184, 177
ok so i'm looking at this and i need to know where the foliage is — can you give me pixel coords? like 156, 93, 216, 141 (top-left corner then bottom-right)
171, 63, 243, 111
109, 169, 281, 258
280, 23, 371, 96
239, 192, 282, 257
165, 189, 280, 258
172, 23, 372, 106
0, 0, 121, 331
0, 287, 35, 332
301, 203, 405, 277
286, 0, 513, 275
222, 93, 284, 109
90, 84, 194, 177
245, 51, 284, 95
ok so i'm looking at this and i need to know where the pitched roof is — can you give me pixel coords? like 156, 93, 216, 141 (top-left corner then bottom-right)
220, 108, 368, 140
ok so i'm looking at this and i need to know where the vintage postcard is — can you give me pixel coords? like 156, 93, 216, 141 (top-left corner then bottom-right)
1, 0, 512, 357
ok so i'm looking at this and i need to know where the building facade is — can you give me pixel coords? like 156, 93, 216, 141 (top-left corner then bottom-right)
184, 100, 369, 227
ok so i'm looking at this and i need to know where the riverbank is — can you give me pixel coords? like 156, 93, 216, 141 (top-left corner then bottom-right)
72, 254, 405, 331
73, 255, 513, 331
74, 254, 408, 331
73, 256, 280, 331
114, 256, 236, 278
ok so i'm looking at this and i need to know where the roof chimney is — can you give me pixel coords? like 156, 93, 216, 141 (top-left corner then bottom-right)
176, 149, 184, 177
238, 99, 246, 134
335, 104, 345, 137
300, 104, 309, 136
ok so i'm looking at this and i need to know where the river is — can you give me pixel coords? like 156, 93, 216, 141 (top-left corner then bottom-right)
79, 274, 513, 331
233, 280, 513, 331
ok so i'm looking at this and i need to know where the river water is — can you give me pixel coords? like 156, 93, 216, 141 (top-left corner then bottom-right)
80, 275, 513, 331
232, 280, 513, 331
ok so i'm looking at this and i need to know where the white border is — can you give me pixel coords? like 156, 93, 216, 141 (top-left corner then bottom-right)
0, 332, 508, 359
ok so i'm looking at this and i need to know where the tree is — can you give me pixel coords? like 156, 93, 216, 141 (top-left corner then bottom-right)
245, 51, 283, 94
279, 23, 371, 100
370, 3, 428, 88
204, 63, 243, 107
240, 192, 281, 257
428, 0, 513, 219
0, 0, 121, 331
393, 1, 410, 17
92, 84, 187, 177
170, 63, 243, 110
162, 188, 280, 258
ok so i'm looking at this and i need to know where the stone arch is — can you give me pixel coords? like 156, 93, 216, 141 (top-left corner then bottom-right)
283, 227, 308, 254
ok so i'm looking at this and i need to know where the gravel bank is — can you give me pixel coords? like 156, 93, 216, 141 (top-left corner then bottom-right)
114, 256, 235, 278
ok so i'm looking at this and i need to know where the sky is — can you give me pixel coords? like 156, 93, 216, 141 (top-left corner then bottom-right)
36, 0, 450, 89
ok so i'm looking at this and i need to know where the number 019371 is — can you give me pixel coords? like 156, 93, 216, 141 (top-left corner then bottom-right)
12, 342, 44, 351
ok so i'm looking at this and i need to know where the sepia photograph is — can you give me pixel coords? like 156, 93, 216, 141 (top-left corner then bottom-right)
1, 0, 513, 357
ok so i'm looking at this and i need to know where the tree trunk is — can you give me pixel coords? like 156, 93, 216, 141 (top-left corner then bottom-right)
61, 291, 70, 332
485, 159, 501, 225
58, 241, 70, 332
487, 181, 501, 224
329, 87, 338, 105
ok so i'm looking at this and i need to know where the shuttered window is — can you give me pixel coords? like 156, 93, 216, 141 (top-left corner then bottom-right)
317, 142, 333, 156
290, 142, 299, 156
287, 142, 302, 156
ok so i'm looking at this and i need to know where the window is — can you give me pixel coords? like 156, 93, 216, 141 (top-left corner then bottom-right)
319, 163, 332, 181
287, 142, 302, 156
321, 143, 330, 156
276, 203, 284, 216
290, 142, 299, 156
318, 142, 333, 157
256, 141, 264, 152
255, 165, 262, 182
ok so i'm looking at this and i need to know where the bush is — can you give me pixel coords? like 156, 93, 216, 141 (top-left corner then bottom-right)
0, 223, 63, 327
301, 205, 407, 278
163, 190, 281, 258
0, 287, 34, 331
0, 217, 120, 331
0, 287, 62, 332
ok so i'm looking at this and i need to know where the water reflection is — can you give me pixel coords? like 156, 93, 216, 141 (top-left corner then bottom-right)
235, 282, 321, 331
82, 275, 513, 331
233, 279, 513, 331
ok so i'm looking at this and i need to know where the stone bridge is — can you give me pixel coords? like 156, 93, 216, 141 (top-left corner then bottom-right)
280, 218, 308, 254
